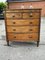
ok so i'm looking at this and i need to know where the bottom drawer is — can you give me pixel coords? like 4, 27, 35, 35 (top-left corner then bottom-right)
7, 33, 38, 42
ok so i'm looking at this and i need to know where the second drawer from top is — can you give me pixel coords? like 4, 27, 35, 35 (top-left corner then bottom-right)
6, 19, 39, 26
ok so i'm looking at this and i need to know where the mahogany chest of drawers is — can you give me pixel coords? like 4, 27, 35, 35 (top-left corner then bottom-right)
5, 9, 41, 46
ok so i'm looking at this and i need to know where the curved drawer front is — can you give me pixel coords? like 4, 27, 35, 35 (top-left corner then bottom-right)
23, 12, 39, 18
6, 13, 22, 18
7, 33, 38, 41
7, 26, 39, 33
6, 19, 39, 26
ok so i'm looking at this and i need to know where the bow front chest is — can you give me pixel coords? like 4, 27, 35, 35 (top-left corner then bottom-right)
5, 9, 41, 46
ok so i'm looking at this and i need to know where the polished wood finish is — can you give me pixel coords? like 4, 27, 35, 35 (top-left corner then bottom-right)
23, 12, 39, 18
5, 9, 41, 46
6, 19, 39, 26
6, 12, 22, 18
7, 33, 38, 41
7, 26, 39, 33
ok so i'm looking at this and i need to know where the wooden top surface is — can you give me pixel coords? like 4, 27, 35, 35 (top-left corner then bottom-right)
6, 8, 42, 11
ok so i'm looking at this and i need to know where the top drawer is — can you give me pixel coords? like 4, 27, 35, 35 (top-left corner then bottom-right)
6, 12, 39, 19
23, 12, 39, 19
6, 12, 22, 18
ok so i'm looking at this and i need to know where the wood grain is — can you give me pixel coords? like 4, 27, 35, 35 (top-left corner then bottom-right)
6, 19, 39, 26
7, 26, 39, 33
7, 33, 38, 41
6, 12, 22, 18
23, 12, 39, 18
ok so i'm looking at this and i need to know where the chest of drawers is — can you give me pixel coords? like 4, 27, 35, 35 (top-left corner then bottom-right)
5, 9, 41, 47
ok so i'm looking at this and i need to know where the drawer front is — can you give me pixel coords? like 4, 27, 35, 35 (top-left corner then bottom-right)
7, 33, 38, 41
7, 26, 39, 33
6, 19, 39, 26
23, 13, 39, 18
6, 13, 22, 18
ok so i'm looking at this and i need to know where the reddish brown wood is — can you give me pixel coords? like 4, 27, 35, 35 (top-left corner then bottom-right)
5, 9, 41, 46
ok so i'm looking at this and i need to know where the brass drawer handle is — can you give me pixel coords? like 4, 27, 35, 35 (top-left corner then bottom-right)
13, 22, 16, 24
29, 29, 33, 31
13, 29, 16, 31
